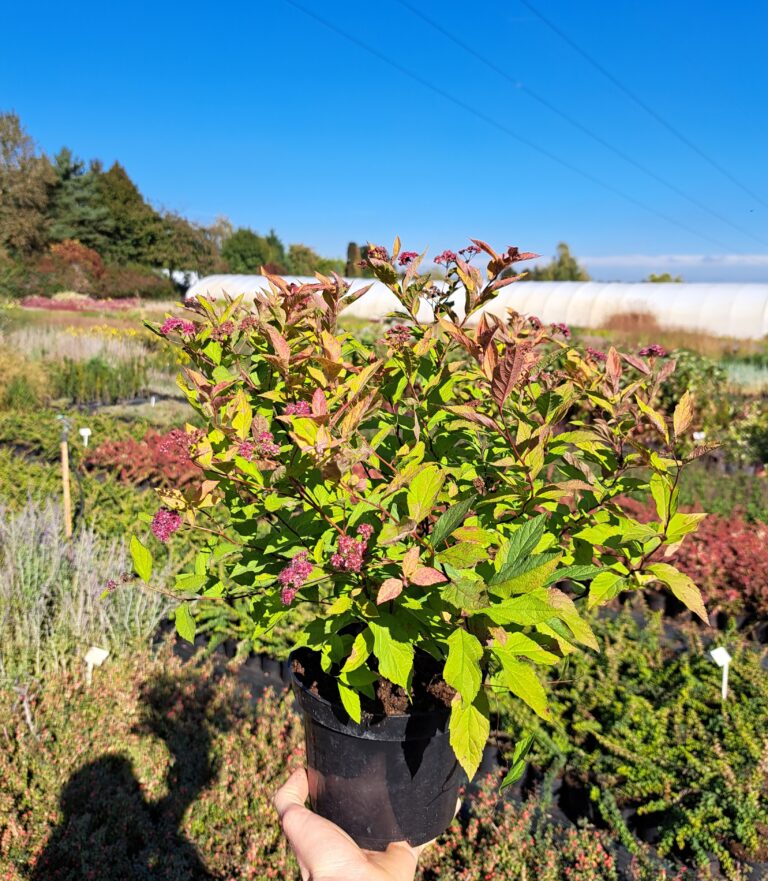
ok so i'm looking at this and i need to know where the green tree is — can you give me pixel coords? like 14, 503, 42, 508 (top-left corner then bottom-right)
524, 242, 590, 281
646, 272, 683, 283
285, 243, 320, 275
96, 162, 163, 264
0, 112, 56, 255
345, 241, 362, 277
221, 227, 287, 273
49, 148, 114, 253
153, 212, 218, 283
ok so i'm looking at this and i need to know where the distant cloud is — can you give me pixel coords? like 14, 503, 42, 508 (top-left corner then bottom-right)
581, 253, 768, 268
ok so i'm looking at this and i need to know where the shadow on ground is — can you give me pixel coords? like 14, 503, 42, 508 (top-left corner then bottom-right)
30, 672, 225, 881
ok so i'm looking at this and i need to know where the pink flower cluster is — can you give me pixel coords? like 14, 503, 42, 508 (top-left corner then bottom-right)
331, 523, 373, 573
278, 551, 313, 605
151, 508, 183, 542
550, 322, 571, 339
528, 315, 542, 331
434, 249, 458, 265
158, 428, 202, 457
586, 346, 607, 362
160, 317, 196, 336
383, 324, 411, 349
398, 251, 419, 266
238, 431, 281, 460
367, 245, 390, 261
239, 315, 260, 332
210, 320, 236, 341
639, 344, 667, 357
285, 401, 311, 416
458, 244, 481, 259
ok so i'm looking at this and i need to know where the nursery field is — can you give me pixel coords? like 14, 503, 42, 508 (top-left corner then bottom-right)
2, 294, 768, 881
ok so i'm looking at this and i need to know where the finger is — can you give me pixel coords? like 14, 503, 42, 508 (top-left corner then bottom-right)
273, 767, 309, 820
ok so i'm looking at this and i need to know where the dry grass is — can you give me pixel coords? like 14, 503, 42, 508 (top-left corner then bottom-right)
586, 310, 766, 361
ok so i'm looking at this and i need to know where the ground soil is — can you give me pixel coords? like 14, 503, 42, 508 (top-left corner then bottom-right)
291, 648, 456, 718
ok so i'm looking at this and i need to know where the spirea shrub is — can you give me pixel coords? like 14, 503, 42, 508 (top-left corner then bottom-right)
130, 238, 708, 779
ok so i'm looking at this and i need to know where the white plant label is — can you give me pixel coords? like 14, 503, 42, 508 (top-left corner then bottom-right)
709, 646, 732, 700
79, 427, 92, 447
84, 645, 109, 685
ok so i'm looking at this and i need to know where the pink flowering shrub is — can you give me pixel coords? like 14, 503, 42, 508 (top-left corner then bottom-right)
130, 237, 707, 780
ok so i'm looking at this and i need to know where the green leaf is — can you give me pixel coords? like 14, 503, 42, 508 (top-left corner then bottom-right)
369, 619, 414, 691
546, 588, 599, 650
490, 552, 561, 597
647, 563, 708, 623
174, 602, 196, 643
436, 542, 488, 570
587, 571, 626, 609
496, 655, 550, 720
481, 589, 555, 626
130, 535, 153, 583
342, 630, 372, 673
407, 465, 445, 523
337, 681, 362, 723
665, 512, 707, 545
174, 573, 208, 593
650, 473, 672, 522
443, 578, 489, 612
545, 564, 603, 586
449, 688, 490, 780
430, 495, 476, 549
501, 515, 546, 568
500, 734, 535, 792
444, 629, 484, 705
494, 632, 559, 665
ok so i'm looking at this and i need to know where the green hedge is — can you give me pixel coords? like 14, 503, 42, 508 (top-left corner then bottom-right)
496, 612, 768, 879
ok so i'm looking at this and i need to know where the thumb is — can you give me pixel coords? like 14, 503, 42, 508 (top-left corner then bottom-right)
273, 767, 309, 820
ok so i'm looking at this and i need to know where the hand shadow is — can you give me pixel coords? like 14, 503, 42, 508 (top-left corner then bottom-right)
29, 670, 227, 881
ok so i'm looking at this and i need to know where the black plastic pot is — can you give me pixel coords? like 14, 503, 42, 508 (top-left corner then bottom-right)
290, 653, 463, 850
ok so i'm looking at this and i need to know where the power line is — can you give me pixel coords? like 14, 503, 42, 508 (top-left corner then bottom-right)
517, 0, 768, 211
280, 0, 739, 252
392, 0, 768, 249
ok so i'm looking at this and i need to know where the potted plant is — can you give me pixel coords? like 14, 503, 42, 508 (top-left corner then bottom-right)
129, 239, 708, 849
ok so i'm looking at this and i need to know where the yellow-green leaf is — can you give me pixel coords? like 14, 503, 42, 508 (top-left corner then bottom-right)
647, 562, 708, 623
449, 688, 490, 779
407, 465, 445, 523
337, 681, 362, 723
130, 535, 153, 583
673, 390, 694, 438
444, 629, 484, 705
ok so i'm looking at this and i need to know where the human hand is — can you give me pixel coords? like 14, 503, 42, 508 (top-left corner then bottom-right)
274, 767, 427, 881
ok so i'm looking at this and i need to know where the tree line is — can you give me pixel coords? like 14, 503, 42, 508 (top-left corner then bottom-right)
0, 112, 363, 298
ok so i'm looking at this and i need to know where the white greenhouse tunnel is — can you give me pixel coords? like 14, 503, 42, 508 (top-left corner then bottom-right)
185, 275, 768, 340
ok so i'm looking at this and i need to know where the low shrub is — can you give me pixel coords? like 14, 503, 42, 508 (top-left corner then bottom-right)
95, 263, 178, 300
677, 460, 768, 523
85, 428, 201, 489
0, 347, 50, 409
0, 649, 683, 881
52, 355, 149, 404
621, 496, 768, 619
496, 613, 768, 880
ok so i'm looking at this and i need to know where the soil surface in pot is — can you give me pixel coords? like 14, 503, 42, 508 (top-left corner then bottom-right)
292, 648, 455, 718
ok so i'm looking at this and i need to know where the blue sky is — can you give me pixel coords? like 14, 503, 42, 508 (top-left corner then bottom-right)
3, 0, 767, 281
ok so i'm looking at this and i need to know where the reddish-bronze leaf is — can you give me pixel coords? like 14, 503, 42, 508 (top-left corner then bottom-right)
491, 342, 531, 408
410, 566, 448, 586
620, 352, 651, 375
376, 578, 404, 604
